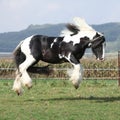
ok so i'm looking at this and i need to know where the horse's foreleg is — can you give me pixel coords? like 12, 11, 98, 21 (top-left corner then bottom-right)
66, 54, 83, 89
70, 64, 83, 89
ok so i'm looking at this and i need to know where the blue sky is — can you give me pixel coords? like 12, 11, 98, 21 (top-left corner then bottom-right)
0, 0, 120, 32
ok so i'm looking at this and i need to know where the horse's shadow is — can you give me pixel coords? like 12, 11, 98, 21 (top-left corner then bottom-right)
26, 96, 120, 103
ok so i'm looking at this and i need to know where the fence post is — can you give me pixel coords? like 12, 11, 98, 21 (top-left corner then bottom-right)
118, 51, 120, 86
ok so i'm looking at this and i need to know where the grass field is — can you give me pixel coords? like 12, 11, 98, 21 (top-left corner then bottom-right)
0, 79, 120, 120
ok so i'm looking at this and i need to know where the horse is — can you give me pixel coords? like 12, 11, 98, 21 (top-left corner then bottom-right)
12, 17, 105, 95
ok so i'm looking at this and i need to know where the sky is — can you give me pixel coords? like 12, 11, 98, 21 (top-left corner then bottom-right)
0, 0, 120, 33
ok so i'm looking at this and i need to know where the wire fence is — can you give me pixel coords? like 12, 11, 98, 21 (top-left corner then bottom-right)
0, 52, 119, 83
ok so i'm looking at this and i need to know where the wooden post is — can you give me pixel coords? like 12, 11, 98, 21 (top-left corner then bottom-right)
118, 51, 120, 86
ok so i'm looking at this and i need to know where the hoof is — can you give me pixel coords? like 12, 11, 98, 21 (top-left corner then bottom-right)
12, 87, 23, 96
74, 84, 79, 89
17, 91, 22, 96
72, 81, 79, 89
25, 84, 32, 90
15, 89, 23, 96
28, 85, 32, 90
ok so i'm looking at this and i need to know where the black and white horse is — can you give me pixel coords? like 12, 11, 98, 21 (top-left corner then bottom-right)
12, 17, 105, 95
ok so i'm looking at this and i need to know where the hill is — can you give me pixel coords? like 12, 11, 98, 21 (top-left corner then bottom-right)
0, 22, 120, 52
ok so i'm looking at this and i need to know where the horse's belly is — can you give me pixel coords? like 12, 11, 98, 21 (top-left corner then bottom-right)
41, 50, 61, 64
42, 57, 62, 64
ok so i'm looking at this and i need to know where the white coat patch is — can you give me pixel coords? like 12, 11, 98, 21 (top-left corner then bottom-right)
63, 31, 96, 45
50, 38, 57, 48
21, 35, 34, 55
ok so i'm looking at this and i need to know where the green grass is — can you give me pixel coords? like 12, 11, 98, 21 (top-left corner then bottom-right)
0, 79, 120, 120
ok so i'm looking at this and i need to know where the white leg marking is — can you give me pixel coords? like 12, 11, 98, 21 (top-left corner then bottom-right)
69, 64, 83, 89
19, 55, 36, 88
12, 70, 23, 95
60, 53, 83, 89
21, 71, 32, 88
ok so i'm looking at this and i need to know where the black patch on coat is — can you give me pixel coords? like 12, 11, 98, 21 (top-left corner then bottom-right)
14, 47, 26, 69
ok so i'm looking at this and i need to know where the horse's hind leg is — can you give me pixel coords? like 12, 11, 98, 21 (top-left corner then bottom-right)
12, 69, 23, 95
12, 50, 26, 95
19, 55, 36, 89
13, 55, 36, 95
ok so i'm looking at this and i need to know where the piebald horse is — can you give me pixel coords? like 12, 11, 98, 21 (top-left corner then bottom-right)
12, 17, 105, 95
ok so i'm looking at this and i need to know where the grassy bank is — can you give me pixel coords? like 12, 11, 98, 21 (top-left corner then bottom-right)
0, 79, 120, 120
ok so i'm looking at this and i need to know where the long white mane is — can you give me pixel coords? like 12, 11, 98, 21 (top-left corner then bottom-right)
60, 17, 96, 36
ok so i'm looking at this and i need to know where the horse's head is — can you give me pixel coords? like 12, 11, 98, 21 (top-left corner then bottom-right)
90, 34, 106, 61
60, 17, 106, 61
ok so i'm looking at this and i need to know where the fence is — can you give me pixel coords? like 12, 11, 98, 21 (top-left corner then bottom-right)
0, 52, 119, 85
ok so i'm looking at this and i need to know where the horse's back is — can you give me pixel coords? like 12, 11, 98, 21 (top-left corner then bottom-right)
27, 35, 63, 63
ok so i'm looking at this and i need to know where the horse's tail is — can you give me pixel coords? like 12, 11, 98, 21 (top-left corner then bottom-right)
13, 41, 23, 56
13, 41, 25, 69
